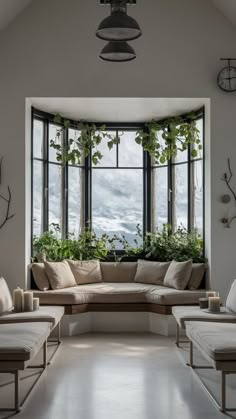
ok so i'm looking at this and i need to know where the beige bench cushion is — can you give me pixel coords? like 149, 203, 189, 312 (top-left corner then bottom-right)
100, 262, 137, 283
186, 321, 236, 361
0, 306, 64, 328
146, 287, 206, 306
33, 283, 158, 305
33, 283, 207, 306
0, 322, 50, 361
172, 306, 236, 329
0, 278, 13, 313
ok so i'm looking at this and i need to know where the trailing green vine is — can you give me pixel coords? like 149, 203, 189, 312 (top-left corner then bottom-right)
50, 113, 120, 165
135, 112, 202, 164
50, 111, 202, 166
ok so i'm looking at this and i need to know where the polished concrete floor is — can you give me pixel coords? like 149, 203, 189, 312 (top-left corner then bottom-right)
0, 333, 236, 419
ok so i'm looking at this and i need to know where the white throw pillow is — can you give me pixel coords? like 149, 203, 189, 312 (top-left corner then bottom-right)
0, 278, 13, 313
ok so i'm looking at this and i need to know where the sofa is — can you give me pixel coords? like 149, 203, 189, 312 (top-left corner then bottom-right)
31, 259, 207, 315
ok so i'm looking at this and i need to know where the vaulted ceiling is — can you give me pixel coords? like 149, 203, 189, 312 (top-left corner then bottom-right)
212, 0, 236, 27
0, 0, 32, 31
0, 0, 236, 32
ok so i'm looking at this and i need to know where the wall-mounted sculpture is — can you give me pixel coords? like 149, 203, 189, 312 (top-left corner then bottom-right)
221, 158, 236, 228
0, 157, 15, 230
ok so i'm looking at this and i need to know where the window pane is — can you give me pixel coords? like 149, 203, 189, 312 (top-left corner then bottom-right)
92, 169, 143, 246
33, 119, 44, 159
191, 160, 203, 234
152, 167, 168, 230
68, 167, 83, 237
119, 131, 143, 167
49, 124, 63, 163
173, 163, 188, 230
48, 164, 62, 233
33, 160, 43, 236
92, 131, 117, 167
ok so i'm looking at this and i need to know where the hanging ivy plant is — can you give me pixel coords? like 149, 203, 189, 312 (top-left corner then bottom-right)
135, 112, 202, 164
50, 111, 202, 166
50, 113, 120, 166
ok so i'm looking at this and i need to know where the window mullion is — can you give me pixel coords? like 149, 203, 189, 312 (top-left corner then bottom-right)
62, 128, 68, 238
43, 119, 49, 232
85, 150, 92, 231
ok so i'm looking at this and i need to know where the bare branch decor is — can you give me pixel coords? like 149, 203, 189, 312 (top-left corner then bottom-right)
0, 157, 15, 230
221, 158, 236, 228
222, 158, 236, 201
0, 156, 4, 185
0, 186, 15, 230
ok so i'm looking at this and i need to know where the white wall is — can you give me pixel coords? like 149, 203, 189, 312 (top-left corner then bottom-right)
0, 0, 236, 298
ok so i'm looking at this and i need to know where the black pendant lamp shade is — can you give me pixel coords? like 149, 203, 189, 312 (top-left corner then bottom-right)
96, 0, 142, 42
100, 41, 136, 62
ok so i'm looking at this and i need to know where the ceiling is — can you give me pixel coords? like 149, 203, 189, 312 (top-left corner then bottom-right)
0, 0, 32, 31
30, 98, 208, 122
0, 0, 236, 32
0, 0, 236, 30
212, 0, 236, 27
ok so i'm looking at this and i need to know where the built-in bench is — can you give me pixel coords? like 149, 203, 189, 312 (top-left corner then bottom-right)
31, 260, 207, 317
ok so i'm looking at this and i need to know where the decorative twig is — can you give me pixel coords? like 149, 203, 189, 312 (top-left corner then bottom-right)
0, 156, 4, 185
222, 158, 236, 201
0, 186, 15, 230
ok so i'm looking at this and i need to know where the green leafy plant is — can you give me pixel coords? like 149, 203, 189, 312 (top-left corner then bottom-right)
143, 225, 205, 263
32, 224, 205, 264
50, 114, 120, 166
135, 113, 202, 164
32, 226, 140, 263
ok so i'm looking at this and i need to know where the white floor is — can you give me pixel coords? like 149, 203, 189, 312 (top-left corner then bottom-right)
0, 333, 235, 419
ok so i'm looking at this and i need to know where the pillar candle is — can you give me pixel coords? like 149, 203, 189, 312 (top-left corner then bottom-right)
208, 296, 221, 313
206, 291, 217, 298
23, 291, 33, 312
33, 298, 40, 311
13, 287, 24, 312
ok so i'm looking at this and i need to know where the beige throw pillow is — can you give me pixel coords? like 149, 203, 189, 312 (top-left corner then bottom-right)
67, 260, 102, 285
187, 263, 206, 290
44, 260, 76, 290
164, 260, 192, 290
134, 260, 171, 285
31, 263, 50, 291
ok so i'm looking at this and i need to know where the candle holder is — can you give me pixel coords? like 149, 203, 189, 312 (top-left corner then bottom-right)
199, 298, 208, 309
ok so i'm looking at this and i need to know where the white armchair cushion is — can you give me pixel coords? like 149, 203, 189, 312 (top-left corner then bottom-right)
0, 278, 13, 314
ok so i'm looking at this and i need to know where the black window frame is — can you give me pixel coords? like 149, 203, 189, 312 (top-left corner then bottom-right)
31, 106, 205, 254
